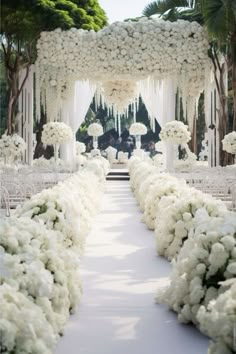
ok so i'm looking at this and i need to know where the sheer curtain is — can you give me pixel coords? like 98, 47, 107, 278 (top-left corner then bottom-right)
72, 80, 97, 132
61, 80, 96, 165
138, 77, 165, 130
139, 76, 177, 171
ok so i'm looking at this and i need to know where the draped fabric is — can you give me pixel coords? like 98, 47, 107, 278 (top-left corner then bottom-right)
139, 76, 177, 171
138, 78, 160, 131
138, 77, 177, 130
60, 80, 96, 165
72, 80, 97, 133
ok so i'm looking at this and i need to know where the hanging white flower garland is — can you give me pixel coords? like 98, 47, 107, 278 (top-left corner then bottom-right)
98, 80, 139, 113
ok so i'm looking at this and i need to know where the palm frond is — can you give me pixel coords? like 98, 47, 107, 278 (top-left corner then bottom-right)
202, 0, 228, 41
142, 0, 189, 17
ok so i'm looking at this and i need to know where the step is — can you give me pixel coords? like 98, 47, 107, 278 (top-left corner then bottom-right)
106, 176, 130, 181
108, 171, 129, 176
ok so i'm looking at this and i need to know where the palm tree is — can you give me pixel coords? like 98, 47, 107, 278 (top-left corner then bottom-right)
201, 0, 236, 131
143, 0, 203, 154
142, 0, 197, 19
142, 0, 236, 164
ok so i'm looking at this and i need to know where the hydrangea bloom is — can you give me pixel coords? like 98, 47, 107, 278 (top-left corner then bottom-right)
42, 122, 73, 145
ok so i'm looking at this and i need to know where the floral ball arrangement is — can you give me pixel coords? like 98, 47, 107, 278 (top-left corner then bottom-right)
76, 141, 86, 155
0, 134, 26, 157
160, 121, 191, 145
129, 123, 147, 136
222, 131, 236, 155
87, 123, 103, 137
42, 122, 73, 145
100, 80, 139, 113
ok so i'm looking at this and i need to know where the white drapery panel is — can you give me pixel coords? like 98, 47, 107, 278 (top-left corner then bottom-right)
72, 80, 97, 133
138, 76, 177, 130
139, 76, 177, 171
60, 80, 96, 165
138, 77, 160, 131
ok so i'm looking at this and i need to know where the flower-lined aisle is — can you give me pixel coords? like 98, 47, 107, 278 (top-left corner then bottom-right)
56, 179, 208, 354
129, 158, 236, 354
0, 158, 108, 354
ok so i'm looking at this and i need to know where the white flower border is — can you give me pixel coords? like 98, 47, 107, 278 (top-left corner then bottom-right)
0, 159, 108, 353
128, 157, 236, 354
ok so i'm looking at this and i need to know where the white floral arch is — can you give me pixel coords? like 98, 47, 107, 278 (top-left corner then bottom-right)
36, 17, 211, 136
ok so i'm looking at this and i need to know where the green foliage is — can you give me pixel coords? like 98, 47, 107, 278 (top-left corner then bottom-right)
201, 0, 236, 42
142, 0, 189, 17
0, 0, 107, 134
1, 0, 107, 38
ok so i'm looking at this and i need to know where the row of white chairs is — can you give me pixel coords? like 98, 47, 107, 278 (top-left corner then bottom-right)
173, 171, 236, 211
0, 169, 70, 217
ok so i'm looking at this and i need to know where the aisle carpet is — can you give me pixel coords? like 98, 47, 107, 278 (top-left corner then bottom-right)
56, 181, 209, 354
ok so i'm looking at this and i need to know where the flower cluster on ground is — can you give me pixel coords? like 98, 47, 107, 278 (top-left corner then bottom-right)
0, 159, 108, 353
75, 141, 86, 155
128, 157, 236, 354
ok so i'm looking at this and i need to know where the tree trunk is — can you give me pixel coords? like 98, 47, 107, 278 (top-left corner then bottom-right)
5, 63, 30, 135
2, 38, 31, 135
6, 69, 19, 135
231, 33, 236, 131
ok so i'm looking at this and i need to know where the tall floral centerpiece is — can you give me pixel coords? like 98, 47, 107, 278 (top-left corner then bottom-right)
0, 134, 26, 164
160, 121, 191, 171
129, 123, 147, 149
222, 131, 236, 163
41, 122, 73, 162
87, 123, 103, 149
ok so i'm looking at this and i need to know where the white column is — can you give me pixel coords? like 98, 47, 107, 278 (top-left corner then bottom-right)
163, 78, 177, 172
60, 95, 76, 168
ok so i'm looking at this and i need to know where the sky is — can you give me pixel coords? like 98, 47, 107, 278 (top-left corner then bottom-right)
98, 0, 151, 24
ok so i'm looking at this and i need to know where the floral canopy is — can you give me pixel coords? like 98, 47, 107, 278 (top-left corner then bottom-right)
36, 17, 211, 131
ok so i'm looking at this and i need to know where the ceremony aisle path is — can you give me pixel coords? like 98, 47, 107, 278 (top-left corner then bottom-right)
56, 180, 209, 354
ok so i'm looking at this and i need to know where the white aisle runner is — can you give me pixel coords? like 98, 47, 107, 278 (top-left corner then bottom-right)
56, 181, 209, 354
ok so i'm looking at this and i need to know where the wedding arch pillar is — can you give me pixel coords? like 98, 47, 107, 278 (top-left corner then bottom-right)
163, 78, 177, 172
205, 70, 221, 167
